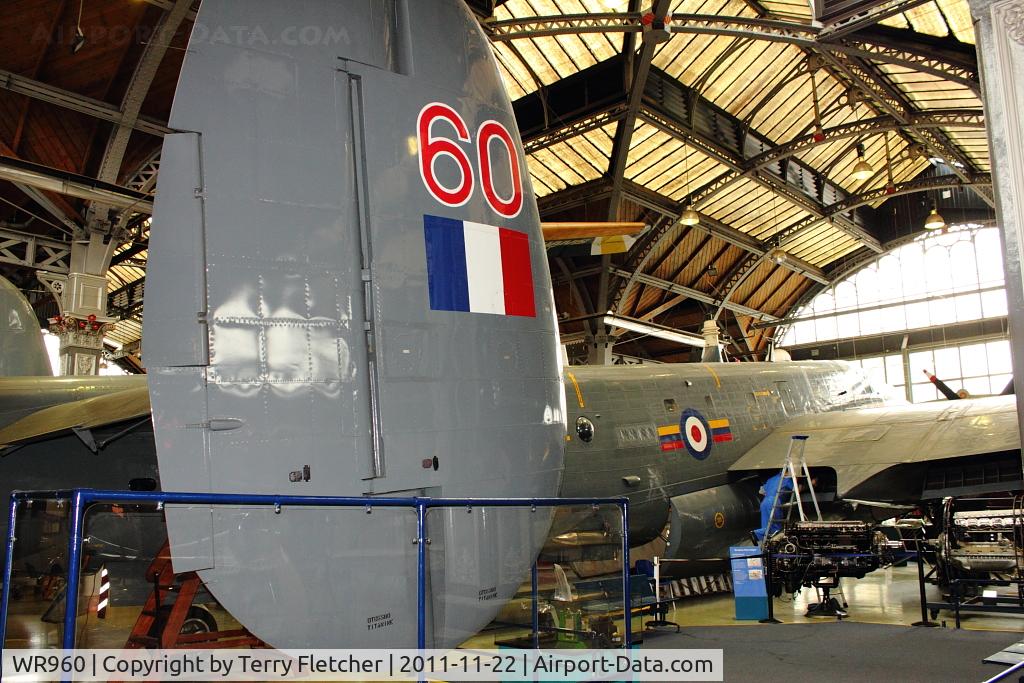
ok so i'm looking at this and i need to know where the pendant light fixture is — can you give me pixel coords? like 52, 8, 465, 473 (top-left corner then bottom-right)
924, 203, 946, 231
851, 142, 873, 181
680, 146, 699, 226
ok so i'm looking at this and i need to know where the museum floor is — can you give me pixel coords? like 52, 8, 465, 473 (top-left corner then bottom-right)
4, 565, 1023, 680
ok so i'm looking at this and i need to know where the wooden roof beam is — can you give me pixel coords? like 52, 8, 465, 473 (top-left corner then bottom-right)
608, 266, 780, 322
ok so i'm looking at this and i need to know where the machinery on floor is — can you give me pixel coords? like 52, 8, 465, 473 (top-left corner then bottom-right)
767, 519, 899, 597
938, 496, 1024, 579
916, 495, 1024, 627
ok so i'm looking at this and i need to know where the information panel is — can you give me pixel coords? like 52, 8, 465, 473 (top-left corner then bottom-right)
729, 545, 768, 620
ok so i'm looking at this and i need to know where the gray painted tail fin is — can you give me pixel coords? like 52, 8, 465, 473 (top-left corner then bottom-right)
0, 276, 52, 377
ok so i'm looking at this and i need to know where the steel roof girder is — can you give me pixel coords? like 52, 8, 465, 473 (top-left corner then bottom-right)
616, 179, 830, 282
771, 174, 990, 249
836, 39, 978, 91
0, 69, 171, 138
817, 51, 992, 207
639, 94, 876, 245
815, 0, 934, 41
96, 0, 192, 188
484, 11, 642, 40
0, 156, 154, 214
745, 111, 985, 173
711, 252, 772, 322
609, 265, 780, 322
0, 226, 71, 273
536, 178, 613, 215
485, 13, 978, 89
687, 111, 984, 209
524, 106, 627, 154
600, 0, 673, 326
826, 173, 991, 215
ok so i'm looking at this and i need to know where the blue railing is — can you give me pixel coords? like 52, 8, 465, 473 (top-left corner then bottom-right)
1, 489, 629, 657
983, 658, 1024, 683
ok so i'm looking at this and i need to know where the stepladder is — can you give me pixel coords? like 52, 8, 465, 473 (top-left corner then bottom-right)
758, 435, 848, 617
759, 435, 821, 550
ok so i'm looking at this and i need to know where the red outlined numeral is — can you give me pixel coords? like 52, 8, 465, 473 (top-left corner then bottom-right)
417, 103, 525, 217
477, 120, 523, 219
417, 103, 474, 207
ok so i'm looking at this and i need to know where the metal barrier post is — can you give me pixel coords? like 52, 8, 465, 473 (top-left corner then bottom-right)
416, 500, 427, 652
953, 579, 962, 628
912, 536, 938, 627
531, 561, 540, 648
759, 547, 781, 624
621, 500, 631, 649
0, 490, 631, 661
62, 490, 86, 650
0, 496, 19, 669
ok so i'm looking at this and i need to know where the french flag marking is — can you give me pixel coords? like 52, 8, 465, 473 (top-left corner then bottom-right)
424, 215, 536, 317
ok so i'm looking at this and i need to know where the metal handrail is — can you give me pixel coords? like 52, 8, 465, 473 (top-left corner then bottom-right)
1, 489, 630, 663
982, 658, 1024, 683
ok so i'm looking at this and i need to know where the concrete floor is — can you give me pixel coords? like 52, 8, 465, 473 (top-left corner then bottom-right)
474, 564, 1024, 640
662, 564, 1024, 631
4, 564, 1024, 681
646, 622, 1020, 682
467, 564, 1024, 679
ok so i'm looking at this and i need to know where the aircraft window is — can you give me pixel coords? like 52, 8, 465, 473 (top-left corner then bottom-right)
616, 423, 656, 446
576, 416, 595, 443
663, 399, 678, 412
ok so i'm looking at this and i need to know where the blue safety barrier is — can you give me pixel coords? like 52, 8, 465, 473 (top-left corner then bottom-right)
983, 658, 1024, 683
1, 489, 630, 665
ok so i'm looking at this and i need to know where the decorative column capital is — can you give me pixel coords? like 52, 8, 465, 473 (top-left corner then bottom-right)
1005, 1, 1024, 45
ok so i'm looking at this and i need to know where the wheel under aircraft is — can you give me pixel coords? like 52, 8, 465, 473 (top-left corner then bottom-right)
0, 0, 1021, 650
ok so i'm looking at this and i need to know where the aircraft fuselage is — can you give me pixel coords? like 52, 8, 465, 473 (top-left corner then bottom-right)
559, 361, 888, 545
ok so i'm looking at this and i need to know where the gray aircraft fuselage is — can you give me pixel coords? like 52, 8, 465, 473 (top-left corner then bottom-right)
559, 361, 885, 546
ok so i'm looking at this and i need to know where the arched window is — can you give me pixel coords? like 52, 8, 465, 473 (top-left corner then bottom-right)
780, 225, 1010, 402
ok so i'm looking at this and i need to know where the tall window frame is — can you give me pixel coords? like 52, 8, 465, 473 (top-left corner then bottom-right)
780, 224, 1009, 402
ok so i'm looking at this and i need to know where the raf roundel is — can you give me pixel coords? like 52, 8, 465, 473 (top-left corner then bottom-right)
680, 408, 713, 460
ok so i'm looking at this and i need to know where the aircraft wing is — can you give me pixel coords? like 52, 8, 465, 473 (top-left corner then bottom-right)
0, 386, 151, 447
729, 395, 1020, 498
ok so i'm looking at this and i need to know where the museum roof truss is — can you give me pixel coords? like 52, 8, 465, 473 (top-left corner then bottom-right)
0, 0, 993, 363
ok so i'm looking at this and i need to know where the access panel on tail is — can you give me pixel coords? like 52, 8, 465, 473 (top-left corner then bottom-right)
144, 0, 564, 648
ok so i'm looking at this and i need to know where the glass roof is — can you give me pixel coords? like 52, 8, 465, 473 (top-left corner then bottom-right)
527, 121, 616, 196
492, 0, 625, 99
623, 122, 723, 200
879, 0, 976, 44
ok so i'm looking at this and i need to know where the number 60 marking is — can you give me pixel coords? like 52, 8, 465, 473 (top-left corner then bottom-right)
417, 102, 524, 219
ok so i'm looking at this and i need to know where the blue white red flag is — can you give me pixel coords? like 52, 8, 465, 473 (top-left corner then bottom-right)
423, 215, 536, 317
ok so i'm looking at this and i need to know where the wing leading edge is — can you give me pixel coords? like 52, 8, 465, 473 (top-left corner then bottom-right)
729, 395, 1020, 498
0, 385, 151, 447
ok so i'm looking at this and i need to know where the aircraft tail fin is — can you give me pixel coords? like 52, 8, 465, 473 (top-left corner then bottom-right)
0, 275, 52, 377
